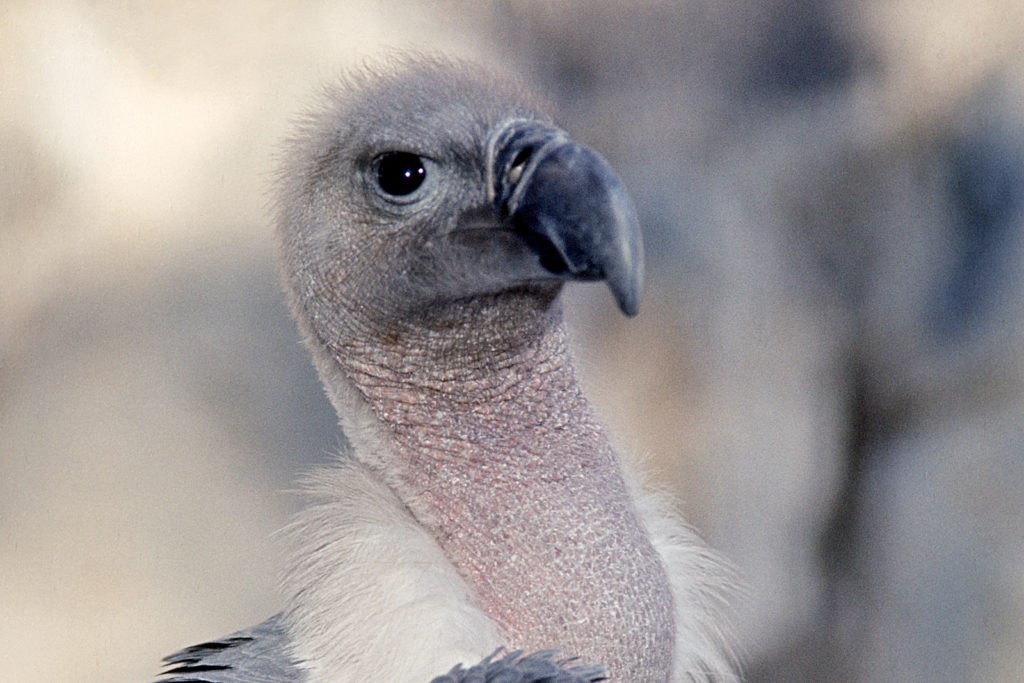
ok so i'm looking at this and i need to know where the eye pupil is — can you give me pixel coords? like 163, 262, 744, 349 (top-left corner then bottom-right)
377, 152, 426, 196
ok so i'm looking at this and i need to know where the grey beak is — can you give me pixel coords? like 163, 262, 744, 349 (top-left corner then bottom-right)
491, 122, 644, 316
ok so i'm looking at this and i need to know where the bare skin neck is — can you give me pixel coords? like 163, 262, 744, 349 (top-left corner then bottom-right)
329, 305, 676, 680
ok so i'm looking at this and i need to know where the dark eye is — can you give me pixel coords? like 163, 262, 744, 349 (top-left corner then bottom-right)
376, 152, 426, 196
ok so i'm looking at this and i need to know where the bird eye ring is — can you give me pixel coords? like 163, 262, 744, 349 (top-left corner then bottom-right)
375, 152, 427, 197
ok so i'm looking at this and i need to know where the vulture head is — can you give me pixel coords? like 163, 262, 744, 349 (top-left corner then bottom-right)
275, 56, 643, 370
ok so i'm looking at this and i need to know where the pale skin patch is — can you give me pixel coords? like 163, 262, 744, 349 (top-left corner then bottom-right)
333, 321, 676, 680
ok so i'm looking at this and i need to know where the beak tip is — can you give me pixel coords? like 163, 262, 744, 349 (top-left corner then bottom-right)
607, 203, 644, 317
619, 298, 640, 318
611, 269, 643, 317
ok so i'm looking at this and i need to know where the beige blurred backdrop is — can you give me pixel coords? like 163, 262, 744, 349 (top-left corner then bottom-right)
3, 2, 1024, 682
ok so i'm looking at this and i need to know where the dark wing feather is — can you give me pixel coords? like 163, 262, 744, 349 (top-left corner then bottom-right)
156, 614, 304, 683
431, 649, 606, 683
156, 615, 604, 683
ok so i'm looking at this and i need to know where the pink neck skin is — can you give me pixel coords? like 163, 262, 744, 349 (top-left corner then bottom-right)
336, 320, 675, 680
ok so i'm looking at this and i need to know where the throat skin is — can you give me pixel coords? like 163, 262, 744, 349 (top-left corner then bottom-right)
329, 304, 676, 681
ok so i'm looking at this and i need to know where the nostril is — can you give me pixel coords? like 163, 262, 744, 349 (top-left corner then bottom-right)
508, 146, 533, 186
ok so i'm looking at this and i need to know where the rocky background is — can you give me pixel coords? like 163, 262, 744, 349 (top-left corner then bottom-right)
3, 2, 1022, 681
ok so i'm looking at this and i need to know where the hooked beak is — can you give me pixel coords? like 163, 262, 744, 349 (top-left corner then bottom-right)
490, 121, 644, 316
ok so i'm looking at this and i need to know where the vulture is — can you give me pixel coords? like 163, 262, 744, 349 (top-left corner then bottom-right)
156, 55, 733, 682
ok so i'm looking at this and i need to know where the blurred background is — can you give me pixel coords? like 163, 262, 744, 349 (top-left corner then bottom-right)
3, 1, 1023, 681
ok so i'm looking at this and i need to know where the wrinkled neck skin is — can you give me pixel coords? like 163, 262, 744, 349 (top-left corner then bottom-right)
311, 297, 675, 680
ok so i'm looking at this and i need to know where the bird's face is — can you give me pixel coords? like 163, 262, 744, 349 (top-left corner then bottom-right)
276, 58, 643, 358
